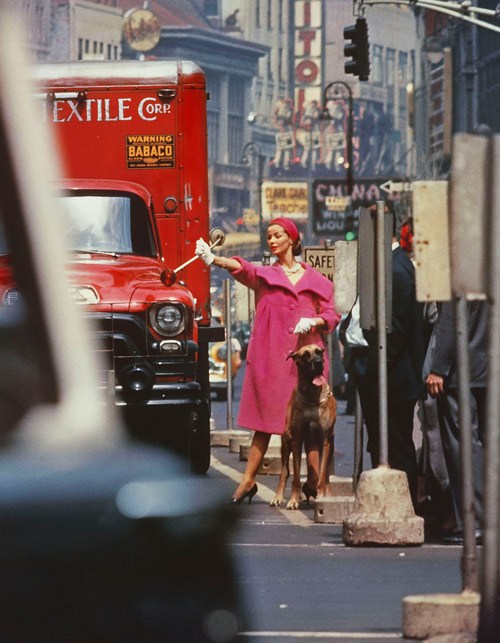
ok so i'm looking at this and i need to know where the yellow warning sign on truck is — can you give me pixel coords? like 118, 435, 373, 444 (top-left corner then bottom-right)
126, 134, 175, 169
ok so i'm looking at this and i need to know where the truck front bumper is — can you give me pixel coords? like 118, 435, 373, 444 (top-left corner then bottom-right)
114, 380, 202, 408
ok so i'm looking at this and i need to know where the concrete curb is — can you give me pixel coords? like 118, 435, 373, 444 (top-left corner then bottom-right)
402, 591, 480, 640
210, 429, 251, 448
315, 495, 355, 523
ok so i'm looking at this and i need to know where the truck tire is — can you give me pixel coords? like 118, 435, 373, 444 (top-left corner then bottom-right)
123, 406, 193, 468
190, 398, 211, 474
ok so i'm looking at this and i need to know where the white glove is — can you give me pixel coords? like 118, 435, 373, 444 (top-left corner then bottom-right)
293, 318, 317, 334
195, 238, 215, 266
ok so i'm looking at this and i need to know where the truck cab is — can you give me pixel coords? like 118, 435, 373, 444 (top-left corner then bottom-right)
32, 61, 223, 473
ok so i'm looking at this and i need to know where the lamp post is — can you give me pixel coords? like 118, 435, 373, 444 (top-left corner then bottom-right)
240, 141, 264, 252
320, 81, 354, 196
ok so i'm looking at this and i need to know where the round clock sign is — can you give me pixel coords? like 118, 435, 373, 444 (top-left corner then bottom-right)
123, 8, 161, 52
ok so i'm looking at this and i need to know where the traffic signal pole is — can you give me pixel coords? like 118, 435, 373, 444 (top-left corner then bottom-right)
321, 82, 354, 196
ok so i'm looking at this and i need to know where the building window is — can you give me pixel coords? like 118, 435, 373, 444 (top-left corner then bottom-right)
256, 0, 260, 27
267, 0, 272, 30
113, 45, 118, 59
372, 45, 383, 85
207, 111, 219, 163
228, 77, 245, 164
107, 44, 112, 59
279, 0, 283, 32
398, 51, 408, 87
267, 53, 273, 80
278, 47, 283, 82
204, 0, 218, 15
386, 48, 395, 86
36, 4, 44, 41
206, 75, 221, 163
266, 92, 274, 115
78, 38, 83, 60
85, 39, 90, 54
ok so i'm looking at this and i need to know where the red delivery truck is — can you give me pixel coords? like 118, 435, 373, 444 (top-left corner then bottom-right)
33, 60, 224, 473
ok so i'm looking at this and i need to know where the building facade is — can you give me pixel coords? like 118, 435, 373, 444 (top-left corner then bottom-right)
23, 0, 52, 61
50, 0, 123, 62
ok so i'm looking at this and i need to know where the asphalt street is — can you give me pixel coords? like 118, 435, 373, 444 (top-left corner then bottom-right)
207, 362, 467, 643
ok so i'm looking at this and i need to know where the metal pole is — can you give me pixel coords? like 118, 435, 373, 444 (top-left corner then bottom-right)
241, 141, 263, 252
223, 279, 234, 431
346, 90, 354, 196
324, 238, 335, 394
375, 201, 389, 465
323, 238, 336, 474
353, 388, 363, 491
480, 135, 500, 639
257, 160, 264, 254
454, 294, 478, 592
322, 81, 354, 197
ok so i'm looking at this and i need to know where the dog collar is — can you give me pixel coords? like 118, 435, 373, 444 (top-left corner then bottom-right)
296, 384, 332, 406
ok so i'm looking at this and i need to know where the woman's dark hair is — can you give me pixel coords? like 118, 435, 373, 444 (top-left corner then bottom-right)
292, 238, 302, 256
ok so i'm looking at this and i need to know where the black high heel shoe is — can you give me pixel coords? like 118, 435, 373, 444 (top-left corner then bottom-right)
232, 483, 258, 505
302, 482, 317, 504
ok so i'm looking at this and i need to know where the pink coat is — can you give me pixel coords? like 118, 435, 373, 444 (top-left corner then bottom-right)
231, 257, 341, 434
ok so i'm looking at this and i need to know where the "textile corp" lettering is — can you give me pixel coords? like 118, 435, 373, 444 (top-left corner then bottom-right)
42, 97, 171, 123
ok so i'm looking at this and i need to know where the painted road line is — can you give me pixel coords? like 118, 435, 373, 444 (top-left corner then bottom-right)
240, 631, 402, 639
210, 455, 312, 526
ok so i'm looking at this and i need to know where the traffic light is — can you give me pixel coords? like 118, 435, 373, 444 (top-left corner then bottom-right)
343, 17, 370, 81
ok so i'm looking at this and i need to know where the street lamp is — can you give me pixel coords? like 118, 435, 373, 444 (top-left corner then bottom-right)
320, 81, 354, 196
240, 141, 264, 252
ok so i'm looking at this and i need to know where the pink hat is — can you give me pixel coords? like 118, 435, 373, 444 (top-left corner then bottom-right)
268, 217, 299, 242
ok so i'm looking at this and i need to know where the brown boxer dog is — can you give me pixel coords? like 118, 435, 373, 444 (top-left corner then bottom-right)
270, 344, 336, 510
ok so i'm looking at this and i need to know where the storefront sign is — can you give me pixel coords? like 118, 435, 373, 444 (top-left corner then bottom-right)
312, 177, 398, 236
261, 180, 309, 221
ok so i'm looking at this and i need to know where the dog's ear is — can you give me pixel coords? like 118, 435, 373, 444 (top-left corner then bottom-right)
287, 351, 298, 362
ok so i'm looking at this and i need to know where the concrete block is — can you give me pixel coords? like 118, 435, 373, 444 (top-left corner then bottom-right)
402, 591, 479, 640
315, 495, 355, 524
330, 475, 354, 495
229, 434, 252, 453
343, 465, 425, 546
210, 429, 251, 448
424, 634, 476, 643
240, 443, 281, 461
239, 433, 282, 460
256, 453, 307, 475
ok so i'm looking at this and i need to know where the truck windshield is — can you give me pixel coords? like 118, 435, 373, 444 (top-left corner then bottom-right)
59, 193, 156, 257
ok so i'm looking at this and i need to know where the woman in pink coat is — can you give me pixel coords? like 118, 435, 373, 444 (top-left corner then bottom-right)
196, 217, 340, 504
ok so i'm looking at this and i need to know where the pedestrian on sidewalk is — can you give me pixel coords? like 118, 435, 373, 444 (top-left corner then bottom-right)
399, 218, 456, 534
425, 299, 487, 544
196, 217, 340, 504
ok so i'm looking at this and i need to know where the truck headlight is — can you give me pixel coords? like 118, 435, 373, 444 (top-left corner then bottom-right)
150, 303, 186, 337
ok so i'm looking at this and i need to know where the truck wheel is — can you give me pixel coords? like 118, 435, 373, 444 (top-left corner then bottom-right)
190, 399, 211, 474
123, 406, 193, 467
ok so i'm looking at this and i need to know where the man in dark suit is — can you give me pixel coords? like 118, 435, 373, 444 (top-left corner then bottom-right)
353, 204, 426, 508
425, 300, 487, 543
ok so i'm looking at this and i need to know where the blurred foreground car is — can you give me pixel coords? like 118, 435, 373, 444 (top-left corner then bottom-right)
209, 338, 242, 400
0, 8, 246, 641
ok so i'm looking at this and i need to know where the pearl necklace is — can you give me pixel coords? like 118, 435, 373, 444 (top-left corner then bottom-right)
281, 262, 302, 275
